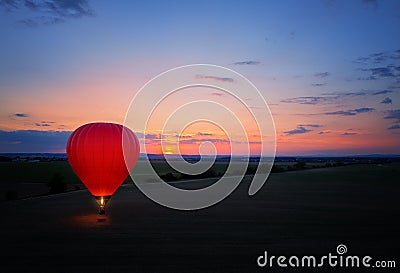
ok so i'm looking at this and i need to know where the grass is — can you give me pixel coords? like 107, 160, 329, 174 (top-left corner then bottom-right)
0, 160, 226, 184
271, 162, 400, 185
1, 160, 399, 184
1, 159, 399, 203
2, 161, 399, 272
0, 161, 80, 184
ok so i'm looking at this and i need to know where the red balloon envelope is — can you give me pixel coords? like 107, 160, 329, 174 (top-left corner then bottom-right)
67, 122, 139, 214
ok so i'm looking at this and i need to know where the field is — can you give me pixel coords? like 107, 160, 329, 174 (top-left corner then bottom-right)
1, 161, 399, 272
0, 161, 81, 184
1, 158, 398, 201
0, 160, 231, 183
0, 159, 258, 200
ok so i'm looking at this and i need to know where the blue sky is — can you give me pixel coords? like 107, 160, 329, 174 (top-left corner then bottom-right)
0, 0, 399, 155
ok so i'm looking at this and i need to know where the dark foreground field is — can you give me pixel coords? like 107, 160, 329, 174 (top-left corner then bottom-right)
1, 164, 399, 272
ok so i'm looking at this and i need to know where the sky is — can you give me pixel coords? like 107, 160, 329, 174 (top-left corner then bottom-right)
0, 0, 399, 156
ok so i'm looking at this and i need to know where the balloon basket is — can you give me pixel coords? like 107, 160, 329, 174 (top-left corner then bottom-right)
94, 195, 112, 215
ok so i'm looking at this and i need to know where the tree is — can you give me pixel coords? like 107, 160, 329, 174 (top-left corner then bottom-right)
47, 172, 67, 194
294, 160, 306, 170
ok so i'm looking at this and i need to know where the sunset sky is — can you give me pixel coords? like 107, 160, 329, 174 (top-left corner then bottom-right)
0, 0, 399, 155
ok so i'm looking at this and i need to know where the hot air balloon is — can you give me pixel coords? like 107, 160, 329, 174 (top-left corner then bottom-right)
67, 122, 140, 214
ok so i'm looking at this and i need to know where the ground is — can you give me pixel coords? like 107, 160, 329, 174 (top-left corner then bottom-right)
1, 164, 399, 272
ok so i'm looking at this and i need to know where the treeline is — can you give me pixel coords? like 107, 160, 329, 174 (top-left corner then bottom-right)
2, 172, 81, 201
157, 162, 288, 182
157, 158, 380, 182
160, 169, 224, 182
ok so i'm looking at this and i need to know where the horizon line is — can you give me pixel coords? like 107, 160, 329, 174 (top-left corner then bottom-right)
1, 152, 400, 158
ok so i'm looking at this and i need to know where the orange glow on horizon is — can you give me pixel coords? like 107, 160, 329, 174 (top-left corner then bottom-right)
1, 72, 398, 155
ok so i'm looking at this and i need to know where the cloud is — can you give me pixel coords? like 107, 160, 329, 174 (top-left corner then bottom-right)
325, 107, 375, 116
0, 130, 71, 152
298, 124, 322, 128
373, 90, 393, 95
179, 138, 230, 144
384, 109, 400, 122
0, 0, 94, 27
357, 63, 400, 82
34, 121, 55, 127
195, 74, 234, 83
354, 50, 400, 65
281, 96, 332, 105
342, 132, 357, 136
14, 113, 28, 118
314, 72, 330, 78
0, 0, 19, 11
388, 124, 400, 130
321, 91, 367, 97
233, 61, 261, 65
360, 66, 398, 79
134, 132, 159, 139
35, 123, 51, 127
176, 134, 192, 139
318, 131, 330, 135
284, 126, 312, 135
17, 16, 65, 27
388, 84, 400, 90
354, 107, 375, 113
144, 133, 158, 139
281, 92, 369, 105
137, 133, 163, 145
354, 50, 400, 85
381, 97, 392, 104
325, 110, 356, 116
41, 0, 93, 18
197, 132, 213, 136
248, 141, 262, 145
311, 83, 326, 87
